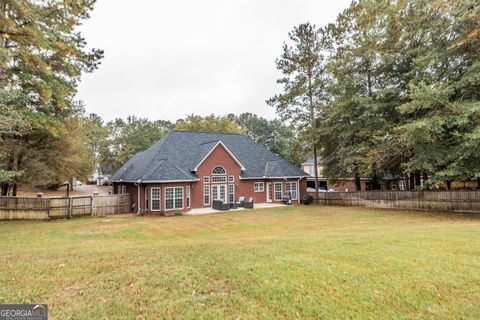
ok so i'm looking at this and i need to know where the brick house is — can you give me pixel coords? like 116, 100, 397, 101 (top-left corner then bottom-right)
111, 131, 309, 213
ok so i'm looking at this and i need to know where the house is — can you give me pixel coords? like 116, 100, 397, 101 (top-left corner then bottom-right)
88, 167, 110, 186
302, 157, 409, 191
301, 156, 365, 191
111, 131, 309, 213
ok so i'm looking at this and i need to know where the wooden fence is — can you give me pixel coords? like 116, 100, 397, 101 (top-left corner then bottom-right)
0, 194, 132, 220
309, 190, 480, 213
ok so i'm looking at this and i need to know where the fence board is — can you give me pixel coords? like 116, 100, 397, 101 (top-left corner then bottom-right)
310, 190, 480, 213
92, 194, 132, 215
0, 194, 132, 220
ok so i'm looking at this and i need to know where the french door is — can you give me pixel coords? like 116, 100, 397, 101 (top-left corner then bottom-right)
212, 184, 227, 203
266, 183, 272, 203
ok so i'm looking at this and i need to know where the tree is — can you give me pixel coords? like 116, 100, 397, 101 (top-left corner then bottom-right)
231, 113, 299, 164
175, 114, 244, 134
106, 116, 174, 171
267, 23, 330, 199
0, 0, 103, 195
319, 0, 480, 190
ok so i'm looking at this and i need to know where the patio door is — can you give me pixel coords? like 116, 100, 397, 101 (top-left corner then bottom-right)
266, 183, 272, 203
212, 184, 227, 203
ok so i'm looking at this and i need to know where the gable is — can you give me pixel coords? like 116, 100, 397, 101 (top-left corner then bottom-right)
193, 141, 245, 172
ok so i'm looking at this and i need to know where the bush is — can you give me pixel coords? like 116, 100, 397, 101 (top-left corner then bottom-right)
174, 210, 183, 216
303, 194, 314, 205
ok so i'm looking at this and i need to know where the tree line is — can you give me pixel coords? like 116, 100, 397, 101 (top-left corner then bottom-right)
269, 0, 480, 191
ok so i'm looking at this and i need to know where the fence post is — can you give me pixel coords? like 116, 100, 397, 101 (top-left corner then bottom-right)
90, 196, 94, 216
47, 198, 51, 219
68, 197, 72, 219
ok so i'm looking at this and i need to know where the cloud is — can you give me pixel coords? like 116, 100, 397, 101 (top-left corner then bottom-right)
76, 0, 350, 122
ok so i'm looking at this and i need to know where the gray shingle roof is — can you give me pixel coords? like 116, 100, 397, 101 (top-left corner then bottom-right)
111, 131, 308, 182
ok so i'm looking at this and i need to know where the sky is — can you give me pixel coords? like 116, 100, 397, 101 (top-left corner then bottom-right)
76, 0, 351, 122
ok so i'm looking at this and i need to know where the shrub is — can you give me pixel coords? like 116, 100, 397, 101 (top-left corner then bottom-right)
174, 210, 183, 216
303, 194, 314, 205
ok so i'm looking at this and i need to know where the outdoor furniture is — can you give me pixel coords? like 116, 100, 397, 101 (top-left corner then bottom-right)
230, 202, 239, 209
244, 197, 254, 209
282, 192, 292, 205
235, 196, 245, 207
213, 200, 230, 211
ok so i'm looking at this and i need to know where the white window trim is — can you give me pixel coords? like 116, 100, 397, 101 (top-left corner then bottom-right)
164, 186, 184, 211
254, 182, 265, 192
145, 187, 149, 210
228, 175, 234, 182
211, 176, 227, 184
186, 186, 191, 208
285, 182, 298, 201
274, 182, 283, 201
212, 166, 226, 175
228, 183, 234, 203
151, 187, 161, 211
204, 176, 210, 184
204, 185, 210, 205
121, 185, 126, 194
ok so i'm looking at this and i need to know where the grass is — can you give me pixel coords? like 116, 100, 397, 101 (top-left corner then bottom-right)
0, 206, 479, 319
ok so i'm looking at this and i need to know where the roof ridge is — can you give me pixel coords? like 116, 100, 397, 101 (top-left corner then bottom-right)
172, 130, 244, 136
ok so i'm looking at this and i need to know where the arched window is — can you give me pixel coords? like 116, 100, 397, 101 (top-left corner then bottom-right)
212, 166, 226, 175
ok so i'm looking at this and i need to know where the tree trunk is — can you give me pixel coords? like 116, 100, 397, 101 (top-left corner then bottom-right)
446, 180, 452, 190
12, 183, 17, 196
477, 178, 480, 189
1, 183, 8, 196
414, 172, 421, 188
409, 173, 415, 190
354, 172, 361, 191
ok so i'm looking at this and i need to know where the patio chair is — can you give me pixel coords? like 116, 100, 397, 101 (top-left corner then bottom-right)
230, 202, 239, 209
235, 196, 245, 207
244, 197, 254, 209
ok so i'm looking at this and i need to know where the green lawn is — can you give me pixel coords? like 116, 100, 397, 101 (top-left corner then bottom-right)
1, 206, 479, 319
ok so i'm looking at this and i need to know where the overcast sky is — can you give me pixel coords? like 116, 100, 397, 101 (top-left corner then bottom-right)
76, 0, 351, 122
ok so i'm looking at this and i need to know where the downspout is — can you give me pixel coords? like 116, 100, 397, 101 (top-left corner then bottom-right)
134, 180, 142, 214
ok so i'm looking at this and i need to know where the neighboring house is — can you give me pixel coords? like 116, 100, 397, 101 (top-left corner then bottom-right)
88, 168, 110, 186
301, 156, 362, 191
111, 131, 309, 213
302, 157, 411, 191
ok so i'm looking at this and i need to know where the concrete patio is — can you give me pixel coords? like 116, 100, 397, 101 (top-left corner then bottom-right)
187, 202, 286, 215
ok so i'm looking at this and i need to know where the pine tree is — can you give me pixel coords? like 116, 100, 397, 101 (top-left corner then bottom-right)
267, 23, 330, 199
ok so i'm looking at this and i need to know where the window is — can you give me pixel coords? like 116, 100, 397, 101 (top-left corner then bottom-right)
186, 186, 191, 208
204, 185, 210, 205
285, 182, 298, 200
254, 182, 264, 192
228, 184, 234, 203
151, 187, 160, 211
228, 175, 234, 183
165, 187, 183, 211
274, 182, 283, 201
212, 166, 226, 175
212, 185, 218, 201
145, 187, 149, 210
391, 181, 397, 191
117, 185, 122, 194
203, 176, 210, 184
211, 176, 227, 183
219, 185, 226, 202
121, 185, 127, 194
